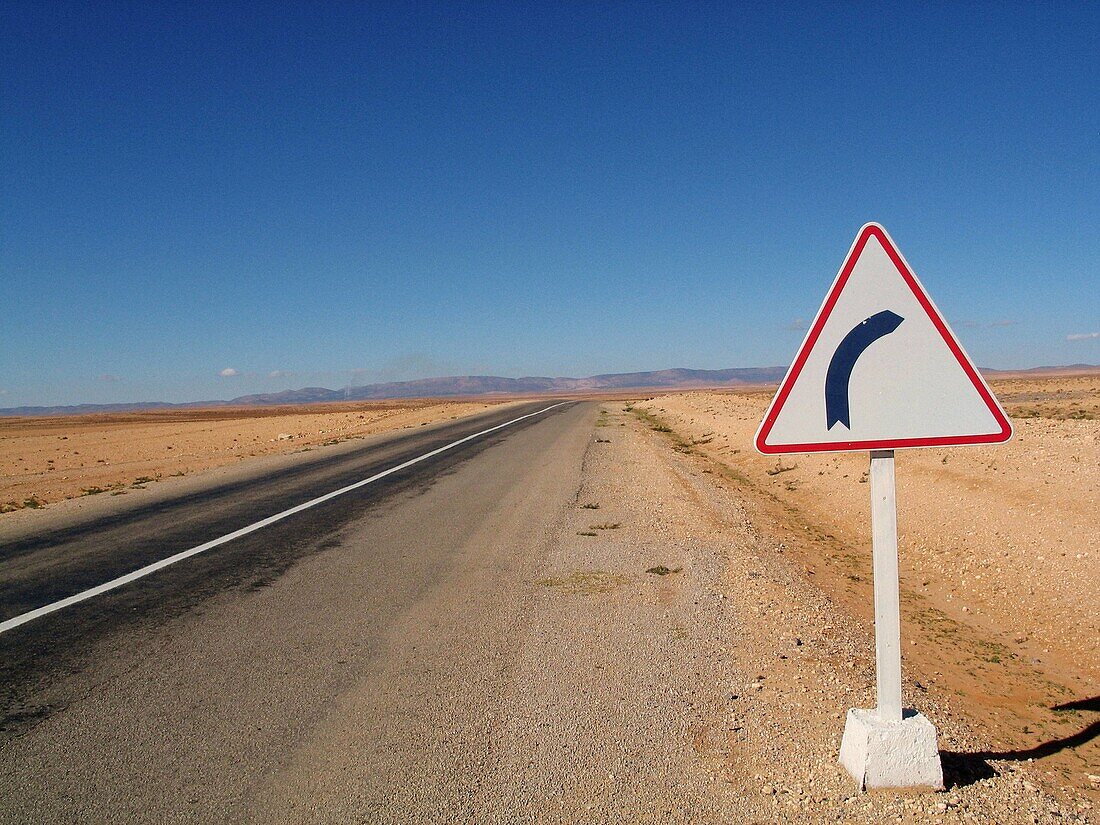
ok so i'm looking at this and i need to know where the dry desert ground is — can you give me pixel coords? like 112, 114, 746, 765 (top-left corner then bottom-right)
0, 398, 519, 514
628, 372, 1097, 815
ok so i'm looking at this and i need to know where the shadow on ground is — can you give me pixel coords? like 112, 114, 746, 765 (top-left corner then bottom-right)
941, 696, 1099, 789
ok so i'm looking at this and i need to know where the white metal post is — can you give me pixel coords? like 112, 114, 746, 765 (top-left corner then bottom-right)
869, 449, 902, 722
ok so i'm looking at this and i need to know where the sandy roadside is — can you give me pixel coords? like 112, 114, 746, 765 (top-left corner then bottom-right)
0, 399, 520, 513
630, 375, 1098, 805
504, 402, 1092, 822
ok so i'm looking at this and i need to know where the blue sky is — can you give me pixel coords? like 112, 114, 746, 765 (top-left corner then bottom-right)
2, 2, 1097, 406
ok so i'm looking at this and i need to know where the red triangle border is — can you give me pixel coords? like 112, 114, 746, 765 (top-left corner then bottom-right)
755, 224, 1013, 454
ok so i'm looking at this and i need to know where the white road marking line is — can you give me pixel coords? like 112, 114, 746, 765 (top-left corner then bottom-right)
0, 402, 568, 635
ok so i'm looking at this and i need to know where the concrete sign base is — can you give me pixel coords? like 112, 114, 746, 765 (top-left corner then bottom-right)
839, 708, 944, 791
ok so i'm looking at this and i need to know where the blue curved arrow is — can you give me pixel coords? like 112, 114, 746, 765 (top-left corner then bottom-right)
825, 310, 904, 429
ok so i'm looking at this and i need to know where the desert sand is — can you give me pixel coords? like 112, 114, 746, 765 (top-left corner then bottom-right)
633, 373, 1098, 801
0, 398, 517, 512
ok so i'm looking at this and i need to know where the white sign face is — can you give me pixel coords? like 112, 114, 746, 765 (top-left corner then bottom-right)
755, 223, 1013, 454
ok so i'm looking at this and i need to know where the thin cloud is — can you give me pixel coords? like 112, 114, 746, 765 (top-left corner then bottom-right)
268, 370, 294, 379
960, 319, 1016, 329
1067, 331, 1099, 341
219, 367, 240, 377
95, 374, 121, 382
783, 318, 808, 332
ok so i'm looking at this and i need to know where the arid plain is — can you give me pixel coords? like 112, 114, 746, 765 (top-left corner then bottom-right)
0, 374, 1095, 822
0, 399, 519, 514
627, 372, 1098, 813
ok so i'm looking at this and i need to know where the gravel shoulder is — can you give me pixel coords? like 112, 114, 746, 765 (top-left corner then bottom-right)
629, 381, 1097, 818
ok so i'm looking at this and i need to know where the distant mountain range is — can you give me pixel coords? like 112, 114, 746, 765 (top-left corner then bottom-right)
2, 367, 785, 417
3, 364, 1096, 417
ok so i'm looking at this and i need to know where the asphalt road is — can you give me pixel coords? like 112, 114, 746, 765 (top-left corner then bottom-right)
0, 400, 591, 822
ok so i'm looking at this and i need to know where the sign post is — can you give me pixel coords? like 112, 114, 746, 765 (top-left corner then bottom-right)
870, 449, 901, 723
755, 223, 1013, 791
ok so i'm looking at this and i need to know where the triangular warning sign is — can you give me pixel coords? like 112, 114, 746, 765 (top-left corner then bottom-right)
755, 223, 1013, 454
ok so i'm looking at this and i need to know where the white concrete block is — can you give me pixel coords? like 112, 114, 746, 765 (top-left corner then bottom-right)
839, 708, 944, 791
